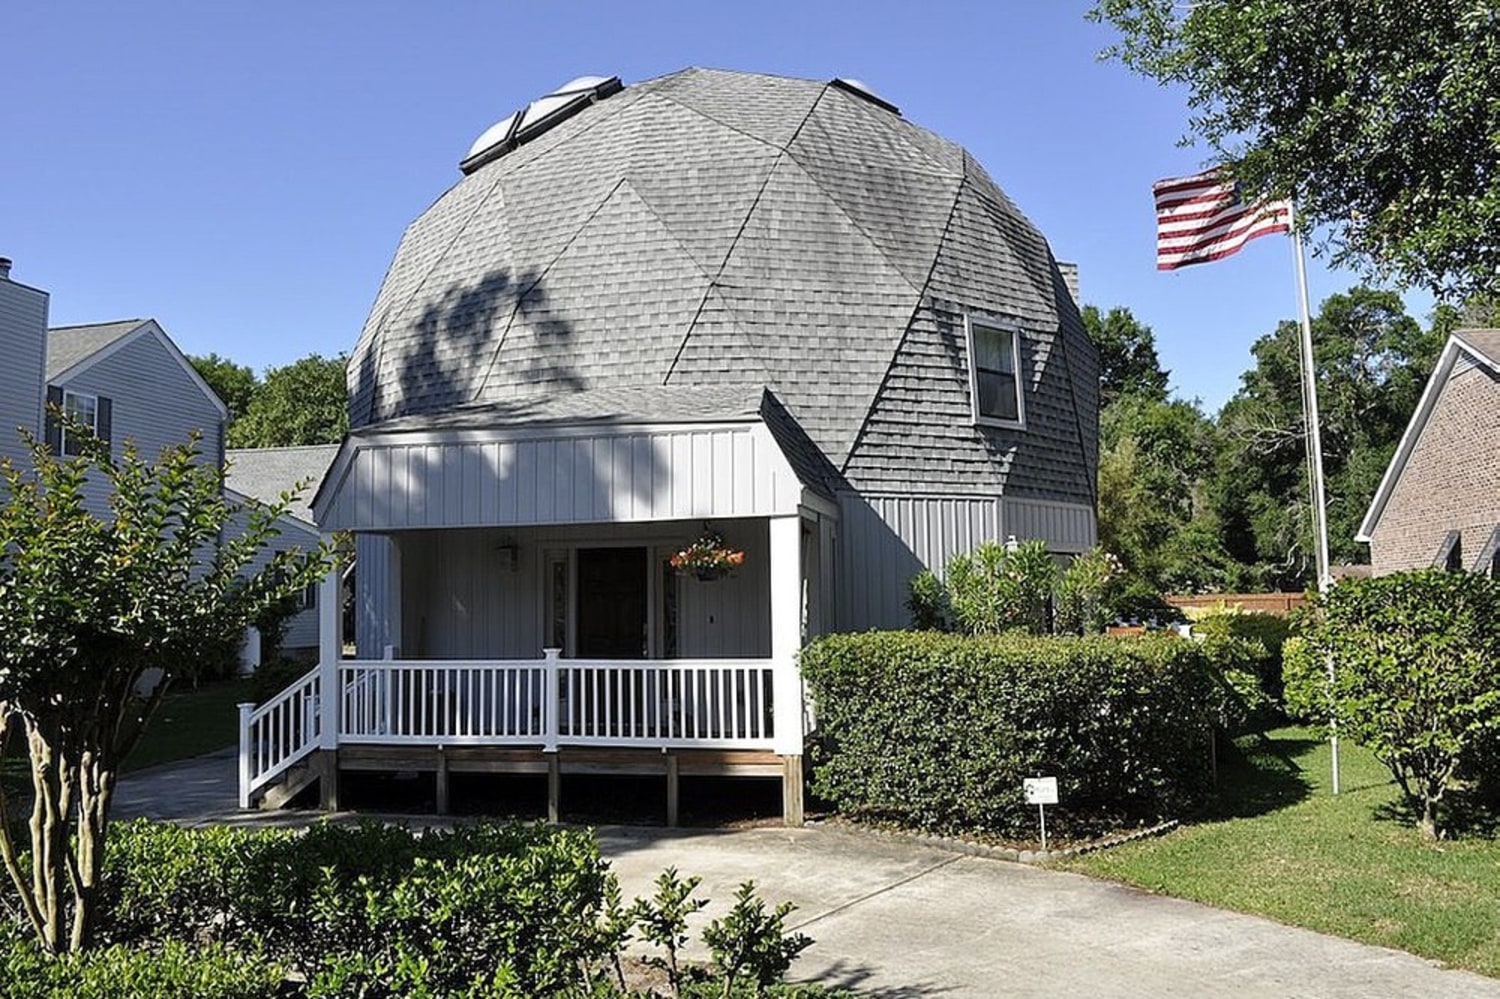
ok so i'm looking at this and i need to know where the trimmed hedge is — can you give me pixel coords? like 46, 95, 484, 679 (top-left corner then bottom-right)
98, 820, 615, 996
0, 928, 284, 999
801, 631, 1216, 838
34, 820, 848, 999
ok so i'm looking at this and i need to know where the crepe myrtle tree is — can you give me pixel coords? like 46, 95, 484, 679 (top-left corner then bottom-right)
0, 423, 332, 954
1286, 570, 1500, 841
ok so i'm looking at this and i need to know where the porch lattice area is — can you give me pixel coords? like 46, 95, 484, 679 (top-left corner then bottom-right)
239, 651, 804, 824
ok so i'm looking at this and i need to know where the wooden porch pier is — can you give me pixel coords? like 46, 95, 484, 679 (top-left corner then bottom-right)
326, 745, 803, 826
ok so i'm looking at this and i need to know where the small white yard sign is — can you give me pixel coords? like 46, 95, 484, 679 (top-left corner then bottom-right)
1023, 777, 1058, 805
1023, 776, 1059, 850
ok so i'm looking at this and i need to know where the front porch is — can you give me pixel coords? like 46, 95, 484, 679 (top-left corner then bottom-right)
239, 651, 801, 822
240, 397, 837, 823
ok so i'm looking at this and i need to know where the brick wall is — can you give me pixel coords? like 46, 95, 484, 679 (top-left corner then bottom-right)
1369, 363, 1500, 573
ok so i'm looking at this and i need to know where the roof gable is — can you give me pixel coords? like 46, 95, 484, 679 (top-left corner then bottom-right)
48, 319, 229, 420
47, 319, 147, 379
1357, 330, 1500, 541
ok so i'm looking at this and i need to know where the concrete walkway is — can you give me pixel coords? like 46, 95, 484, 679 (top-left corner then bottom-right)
116, 754, 1500, 998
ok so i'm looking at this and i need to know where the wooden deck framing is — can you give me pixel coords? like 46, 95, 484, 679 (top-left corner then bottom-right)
326, 745, 803, 826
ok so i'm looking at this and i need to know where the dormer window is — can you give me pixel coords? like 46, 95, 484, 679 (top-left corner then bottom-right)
966, 316, 1024, 428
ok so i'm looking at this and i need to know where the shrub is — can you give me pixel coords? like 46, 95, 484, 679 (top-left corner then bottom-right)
1, 925, 283, 999
1192, 606, 1291, 707
86, 820, 836, 998
910, 542, 1138, 636
801, 631, 1215, 838
702, 882, 812, 997
100, 820, 616, 994
1285, 570, 1500, 840
1054, 547, 1125, 635
943, 540, 1058, 635
905, 570, 950, 631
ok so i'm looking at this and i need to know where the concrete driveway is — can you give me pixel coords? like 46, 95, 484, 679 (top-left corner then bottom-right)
117, 754, 1500, 998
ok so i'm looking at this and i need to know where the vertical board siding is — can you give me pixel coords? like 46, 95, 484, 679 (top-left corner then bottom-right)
402, 530, 541, 660
676, 521, 771, 659
0, 279, 48, 472
322, 423, 801, 530
836, 492, 1000, 631
355, 534, 393, 659
1002, 496, 1097, 553
360, 520, 774, 662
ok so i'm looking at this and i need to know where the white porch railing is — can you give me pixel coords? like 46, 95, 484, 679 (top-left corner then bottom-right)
237, 667, 321, 808
239, 651, 782, 806
339, 653, 777, 749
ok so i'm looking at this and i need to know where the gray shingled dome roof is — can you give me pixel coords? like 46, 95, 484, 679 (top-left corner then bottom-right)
349, 67, 1097, 500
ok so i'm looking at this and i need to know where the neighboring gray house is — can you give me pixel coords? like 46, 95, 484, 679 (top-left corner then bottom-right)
1358, 329, 1500, 576
225, 444, 341, 659
0, 258, 48, 470
242, 69, 1099, 820
45, 319, 228, 505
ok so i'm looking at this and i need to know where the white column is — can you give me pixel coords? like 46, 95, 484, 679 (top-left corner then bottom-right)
318, 534, 342, 750
237, 702, 255, 809
385, 535, 403, 657
542, 647, 561, 752
769, 515, 804, 755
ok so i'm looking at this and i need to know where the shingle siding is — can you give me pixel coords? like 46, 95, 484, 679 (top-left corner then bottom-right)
0, 277, 48, 470
346, 68, 1098, 511
1368, 363, 1500, 574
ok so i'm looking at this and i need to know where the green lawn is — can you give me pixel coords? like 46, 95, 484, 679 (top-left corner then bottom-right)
1067, 727, 1500, 978
3, 679, 250, 798
122, 679, 253, 772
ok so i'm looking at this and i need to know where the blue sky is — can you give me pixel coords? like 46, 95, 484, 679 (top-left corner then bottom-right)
3, 2, 1432, 413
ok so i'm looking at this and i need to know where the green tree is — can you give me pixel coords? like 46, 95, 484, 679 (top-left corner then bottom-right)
1286, 571, 1500, 840
0, 428, 330, 953
1090, 0, 1500, 299
188, 353, 259, 426
228, 354, 349, 448
1083, 305, 1169, 405
1097, 393, 1228, 592
1209, 288, 1442, 587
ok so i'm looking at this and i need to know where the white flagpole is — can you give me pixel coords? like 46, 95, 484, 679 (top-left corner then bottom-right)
1287, 201, 1339, 795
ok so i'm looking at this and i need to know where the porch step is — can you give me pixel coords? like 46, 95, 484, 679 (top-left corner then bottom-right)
257, 760, 321, 811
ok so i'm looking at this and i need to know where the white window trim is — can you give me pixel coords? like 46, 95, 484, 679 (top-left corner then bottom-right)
61, 390, 100, 457
965, 315, 1026, 430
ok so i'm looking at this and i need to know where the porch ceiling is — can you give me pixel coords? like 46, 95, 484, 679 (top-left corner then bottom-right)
313, 386, 827, 532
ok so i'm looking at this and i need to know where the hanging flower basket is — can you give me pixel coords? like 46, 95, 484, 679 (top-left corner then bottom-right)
670, 530, 745, 581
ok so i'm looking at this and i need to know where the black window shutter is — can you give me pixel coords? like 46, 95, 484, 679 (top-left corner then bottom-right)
44, 385, 62, 453
96, 396, 113, 447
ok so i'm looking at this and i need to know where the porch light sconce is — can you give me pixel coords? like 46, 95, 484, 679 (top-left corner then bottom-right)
495, 539, 520, 573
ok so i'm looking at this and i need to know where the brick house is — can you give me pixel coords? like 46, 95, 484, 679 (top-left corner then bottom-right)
1357, 329, 1500, 575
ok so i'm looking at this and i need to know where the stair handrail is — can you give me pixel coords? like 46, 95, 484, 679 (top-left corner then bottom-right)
238, 665, 322, 808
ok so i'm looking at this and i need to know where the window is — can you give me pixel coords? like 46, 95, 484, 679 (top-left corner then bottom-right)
61, 391, 98, 457
966, 317, 1024, 428
300, 584, 317, 612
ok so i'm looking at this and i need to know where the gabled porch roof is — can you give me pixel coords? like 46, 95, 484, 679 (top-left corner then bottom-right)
312, 385, 836, 532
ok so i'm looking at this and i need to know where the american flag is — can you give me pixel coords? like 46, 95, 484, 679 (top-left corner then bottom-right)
1154, 169, 1291, 270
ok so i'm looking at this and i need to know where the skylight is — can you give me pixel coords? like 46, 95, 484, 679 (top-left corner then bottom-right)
461, 75, 624, 174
